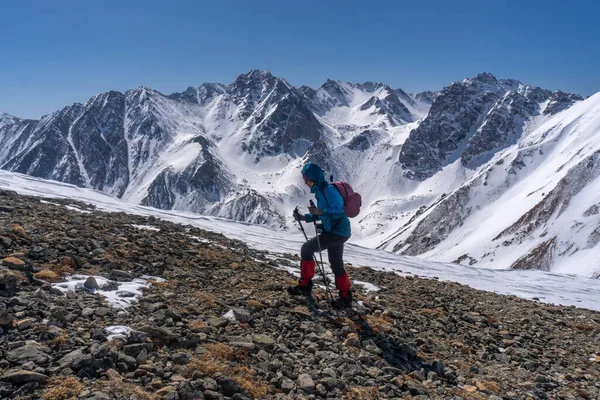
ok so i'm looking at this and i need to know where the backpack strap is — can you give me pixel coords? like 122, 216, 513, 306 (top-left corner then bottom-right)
321, 187, 331, 208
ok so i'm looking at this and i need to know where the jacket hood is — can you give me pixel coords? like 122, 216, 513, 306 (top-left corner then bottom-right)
301, 162, 327, 190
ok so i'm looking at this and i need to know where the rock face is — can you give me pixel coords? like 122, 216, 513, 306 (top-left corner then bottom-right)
544, 90, 583, 115
398, 73, 561, 179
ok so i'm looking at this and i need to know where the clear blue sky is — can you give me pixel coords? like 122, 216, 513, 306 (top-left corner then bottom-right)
1, 0, 598, 119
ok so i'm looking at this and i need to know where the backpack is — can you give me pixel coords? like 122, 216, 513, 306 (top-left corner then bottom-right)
327, 175, 362, 218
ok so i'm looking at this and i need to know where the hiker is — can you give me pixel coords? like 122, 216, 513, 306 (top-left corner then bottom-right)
289, 162, 353, 309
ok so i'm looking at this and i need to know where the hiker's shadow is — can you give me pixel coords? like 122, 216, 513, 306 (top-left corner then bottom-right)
352, 312, 444, 376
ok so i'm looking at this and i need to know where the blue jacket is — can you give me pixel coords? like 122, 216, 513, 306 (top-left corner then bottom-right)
302, 163, 351, 238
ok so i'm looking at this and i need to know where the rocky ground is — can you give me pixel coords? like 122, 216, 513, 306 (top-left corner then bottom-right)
0, 189, 599, 400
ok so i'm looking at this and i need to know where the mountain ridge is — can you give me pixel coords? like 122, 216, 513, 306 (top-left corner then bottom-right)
0, 69, 595, 278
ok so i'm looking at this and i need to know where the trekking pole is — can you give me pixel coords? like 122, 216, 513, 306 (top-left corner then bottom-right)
294, 206, 310, 242
309, 200, 334, 305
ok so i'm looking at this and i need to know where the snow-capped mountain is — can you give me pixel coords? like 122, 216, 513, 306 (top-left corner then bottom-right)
1, 69, 597, 278
379, 92, 600, 277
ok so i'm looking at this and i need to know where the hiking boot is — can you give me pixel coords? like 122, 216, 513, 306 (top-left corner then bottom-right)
331, 290, 353, 309
287, 280, 313, 296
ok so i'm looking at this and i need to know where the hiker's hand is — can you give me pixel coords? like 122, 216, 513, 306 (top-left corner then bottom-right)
308, 206, 323, 216
293, 209, 305, 221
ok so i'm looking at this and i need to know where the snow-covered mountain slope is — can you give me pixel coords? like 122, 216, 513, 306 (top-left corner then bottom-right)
379, 92, 600, 277
1, 69, 595, 277
300, 80, 421, 128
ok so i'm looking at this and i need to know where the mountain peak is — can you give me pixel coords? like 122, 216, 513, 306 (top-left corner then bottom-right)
473, 72, 498, 84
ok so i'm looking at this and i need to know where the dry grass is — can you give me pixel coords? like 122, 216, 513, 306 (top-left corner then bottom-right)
94, 380, 157, 400
10, 224, 27, 237
232, 366, 274, 398
81, 265, 103, 276
188, 356, 273, 398
188, 320, 210, 331
149, 280, 175, 289
195, 292, 218, 307
362, 314, 393, 333
338, 316, 360, 332
42, 377, 83, 400
474, 379, 501, 393
53, 257, 76, 277
420, 308, 447, 317
573, 323, 595, 332
51, 333, 68, 348
188, 356, 227, 376
344, 386, 380, 399
452, 341, 472, 355
106, 339, 123, 349
33, 269, 61, 283
187, 343, 240, 377
103, 251, 118, 263
247, 299, 263, 309
206, 343, 236, 360
188, 343, 275, 399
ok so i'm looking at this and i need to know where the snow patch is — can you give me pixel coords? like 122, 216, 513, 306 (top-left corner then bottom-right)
52, 275, 154, 308
106, 325, 132, 340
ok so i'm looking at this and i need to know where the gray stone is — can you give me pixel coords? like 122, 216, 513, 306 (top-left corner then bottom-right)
82, 307, 95, 317
58, 348, 92, 370
171, 352, 190, 365
110, 269, 133, 281
84, 277, 99, 290
117, 352, 137, 370
0, 236, 12, 248
99, 281, 119, 291
216, 375, 249, 397
137, 325, 177, 340
135, 348, 147, 365
207, 317, 228, 328
177, 380, 204, 400
122, 343, 149, 357
0, 370, 49, 385
297, 373, 315, 392
16, 318, 34, 331
91, 248, 105, 256
128, 330, 148, 343
232, 308, 252, 322
281, 378, 295, 393
0, 306, 14, 328
253, 334, 275, 350
7, 341, 24, 350
0, 273, 18, 298
6, 344, 51, 365
94, 307, 111, 317
230, 342, 255, 350
203, 390, 223, 400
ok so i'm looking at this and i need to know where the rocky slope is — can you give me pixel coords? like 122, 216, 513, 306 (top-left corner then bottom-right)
1, 189, 599, 400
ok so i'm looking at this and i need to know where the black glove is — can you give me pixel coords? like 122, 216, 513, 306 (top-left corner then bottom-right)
293, 208, 306, 221
308, 206, 323, 216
